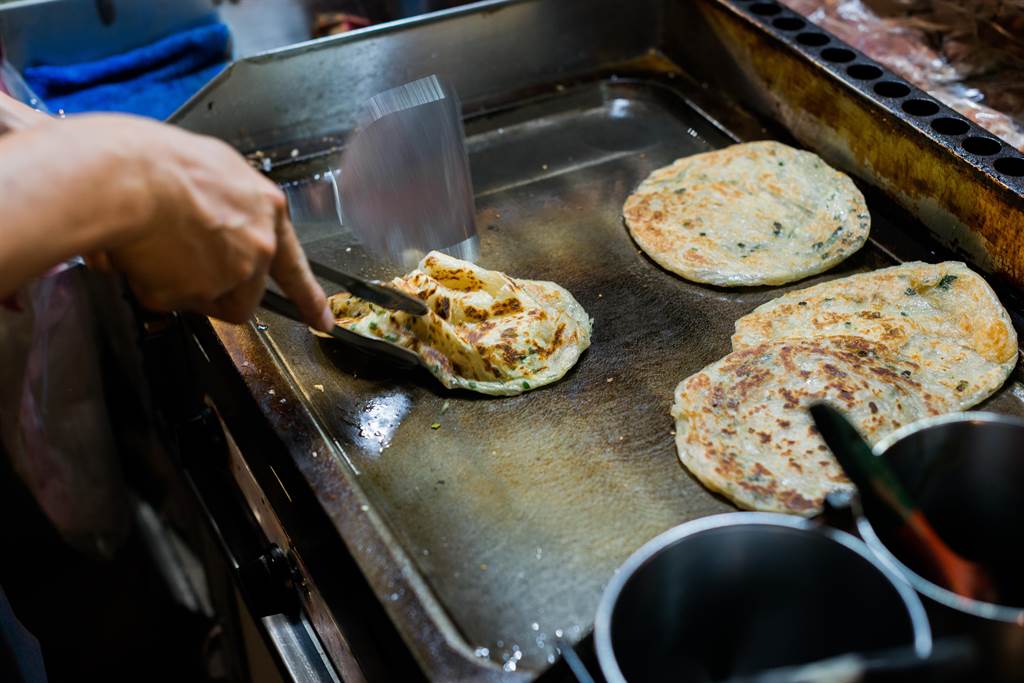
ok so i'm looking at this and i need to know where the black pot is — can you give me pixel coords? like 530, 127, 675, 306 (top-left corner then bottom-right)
593, 513, 932, 683
859, 411, 1024, 683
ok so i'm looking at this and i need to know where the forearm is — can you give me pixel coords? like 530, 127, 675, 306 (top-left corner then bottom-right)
0, 117, 152, 297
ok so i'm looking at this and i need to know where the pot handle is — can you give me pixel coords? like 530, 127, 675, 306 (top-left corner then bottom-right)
817, 489, 858, 529
557, 637, 598, 683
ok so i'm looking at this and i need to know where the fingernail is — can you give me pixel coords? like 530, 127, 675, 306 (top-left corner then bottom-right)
318, 307, 335, 332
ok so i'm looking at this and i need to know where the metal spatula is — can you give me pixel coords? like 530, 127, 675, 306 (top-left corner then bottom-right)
306, 260, 426, 315
338, 75, 479, 269
259, 289, 421, 367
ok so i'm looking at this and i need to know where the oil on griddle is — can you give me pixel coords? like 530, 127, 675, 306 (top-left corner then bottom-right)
258, 81, 1024, 674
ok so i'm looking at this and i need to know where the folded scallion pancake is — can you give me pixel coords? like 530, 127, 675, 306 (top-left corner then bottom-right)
321, 252, 591, 396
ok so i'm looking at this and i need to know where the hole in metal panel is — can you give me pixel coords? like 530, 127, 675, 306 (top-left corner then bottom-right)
994, 157, 1024, 177
931, 117, 970, 136
901, 99, 939, 117
847, 63, 883, 80
962, 136, 1002, 156
874, 81, 911, 98
750, 2, 782, 15
772, 17, 805, 30
796, 32, 830, 46
821, 47, 855, 63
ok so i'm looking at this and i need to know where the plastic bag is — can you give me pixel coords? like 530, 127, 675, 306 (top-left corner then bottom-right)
0, 266, 134, 558
0, 50, 135, 557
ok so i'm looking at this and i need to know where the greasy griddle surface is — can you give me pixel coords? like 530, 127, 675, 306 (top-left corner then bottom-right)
259, 81, 1024, 673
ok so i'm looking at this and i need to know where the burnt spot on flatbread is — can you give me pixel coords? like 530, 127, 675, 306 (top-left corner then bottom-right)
422, 259, 486, 291
714, 453, 745, 480
782, 491, 817, 512
826, 383, 856, 405
462, 305, 488, 322
434, 296, 451, 320
490, 297, 523, 316
750, 462, 772, 480
496, 342, 525, 366
739, 479, 778, 500
821, 363, 846, 378
534, 323, 566, 360
779, 388, 801, 409
869, 364, 920, 389
749, 428, 772, 444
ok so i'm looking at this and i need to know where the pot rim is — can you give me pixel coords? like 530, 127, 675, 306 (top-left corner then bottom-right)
593, 511, 932, 683
861, 410, 1024, 624
872, 410, 1024, 456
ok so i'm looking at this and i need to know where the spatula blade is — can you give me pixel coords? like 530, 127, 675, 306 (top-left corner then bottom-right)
339, 75, 478, 270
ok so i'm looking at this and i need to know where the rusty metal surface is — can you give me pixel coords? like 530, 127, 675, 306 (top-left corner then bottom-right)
665, 0, 1024, 289
171, 1, 1024, 680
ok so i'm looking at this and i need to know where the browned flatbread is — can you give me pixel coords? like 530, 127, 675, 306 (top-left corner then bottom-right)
732, 261, 1018, 410
672, 336, 953, 515
623, 141, 870, 286
320, 252, 592, 396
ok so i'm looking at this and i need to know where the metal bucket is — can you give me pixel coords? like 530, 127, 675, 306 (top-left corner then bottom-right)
859, 412, 1024, 682
594, 512, 932, 683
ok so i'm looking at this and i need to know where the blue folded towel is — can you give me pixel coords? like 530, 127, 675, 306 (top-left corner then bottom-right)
23, 23, 230, 120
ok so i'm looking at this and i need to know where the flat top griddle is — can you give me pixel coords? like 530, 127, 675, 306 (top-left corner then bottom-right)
247, 78, 1024, 675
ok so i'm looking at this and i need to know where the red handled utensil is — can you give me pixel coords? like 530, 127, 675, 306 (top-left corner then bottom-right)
809, 402, 993, 602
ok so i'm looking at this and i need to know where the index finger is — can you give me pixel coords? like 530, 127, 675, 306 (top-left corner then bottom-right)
269, 200, 334, 332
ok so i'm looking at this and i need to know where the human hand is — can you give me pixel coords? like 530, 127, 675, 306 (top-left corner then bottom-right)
80, 115, 333, 331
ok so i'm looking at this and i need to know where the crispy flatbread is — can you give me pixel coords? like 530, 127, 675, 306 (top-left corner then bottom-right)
321, 252, 591, 396
672, 336, 953, 515
732, 261, 1018, 409
623, 141, 869, 286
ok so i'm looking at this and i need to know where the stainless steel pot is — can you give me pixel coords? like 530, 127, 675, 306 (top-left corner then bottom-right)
859, 411, 1024, 682
593, 513, 932, 683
